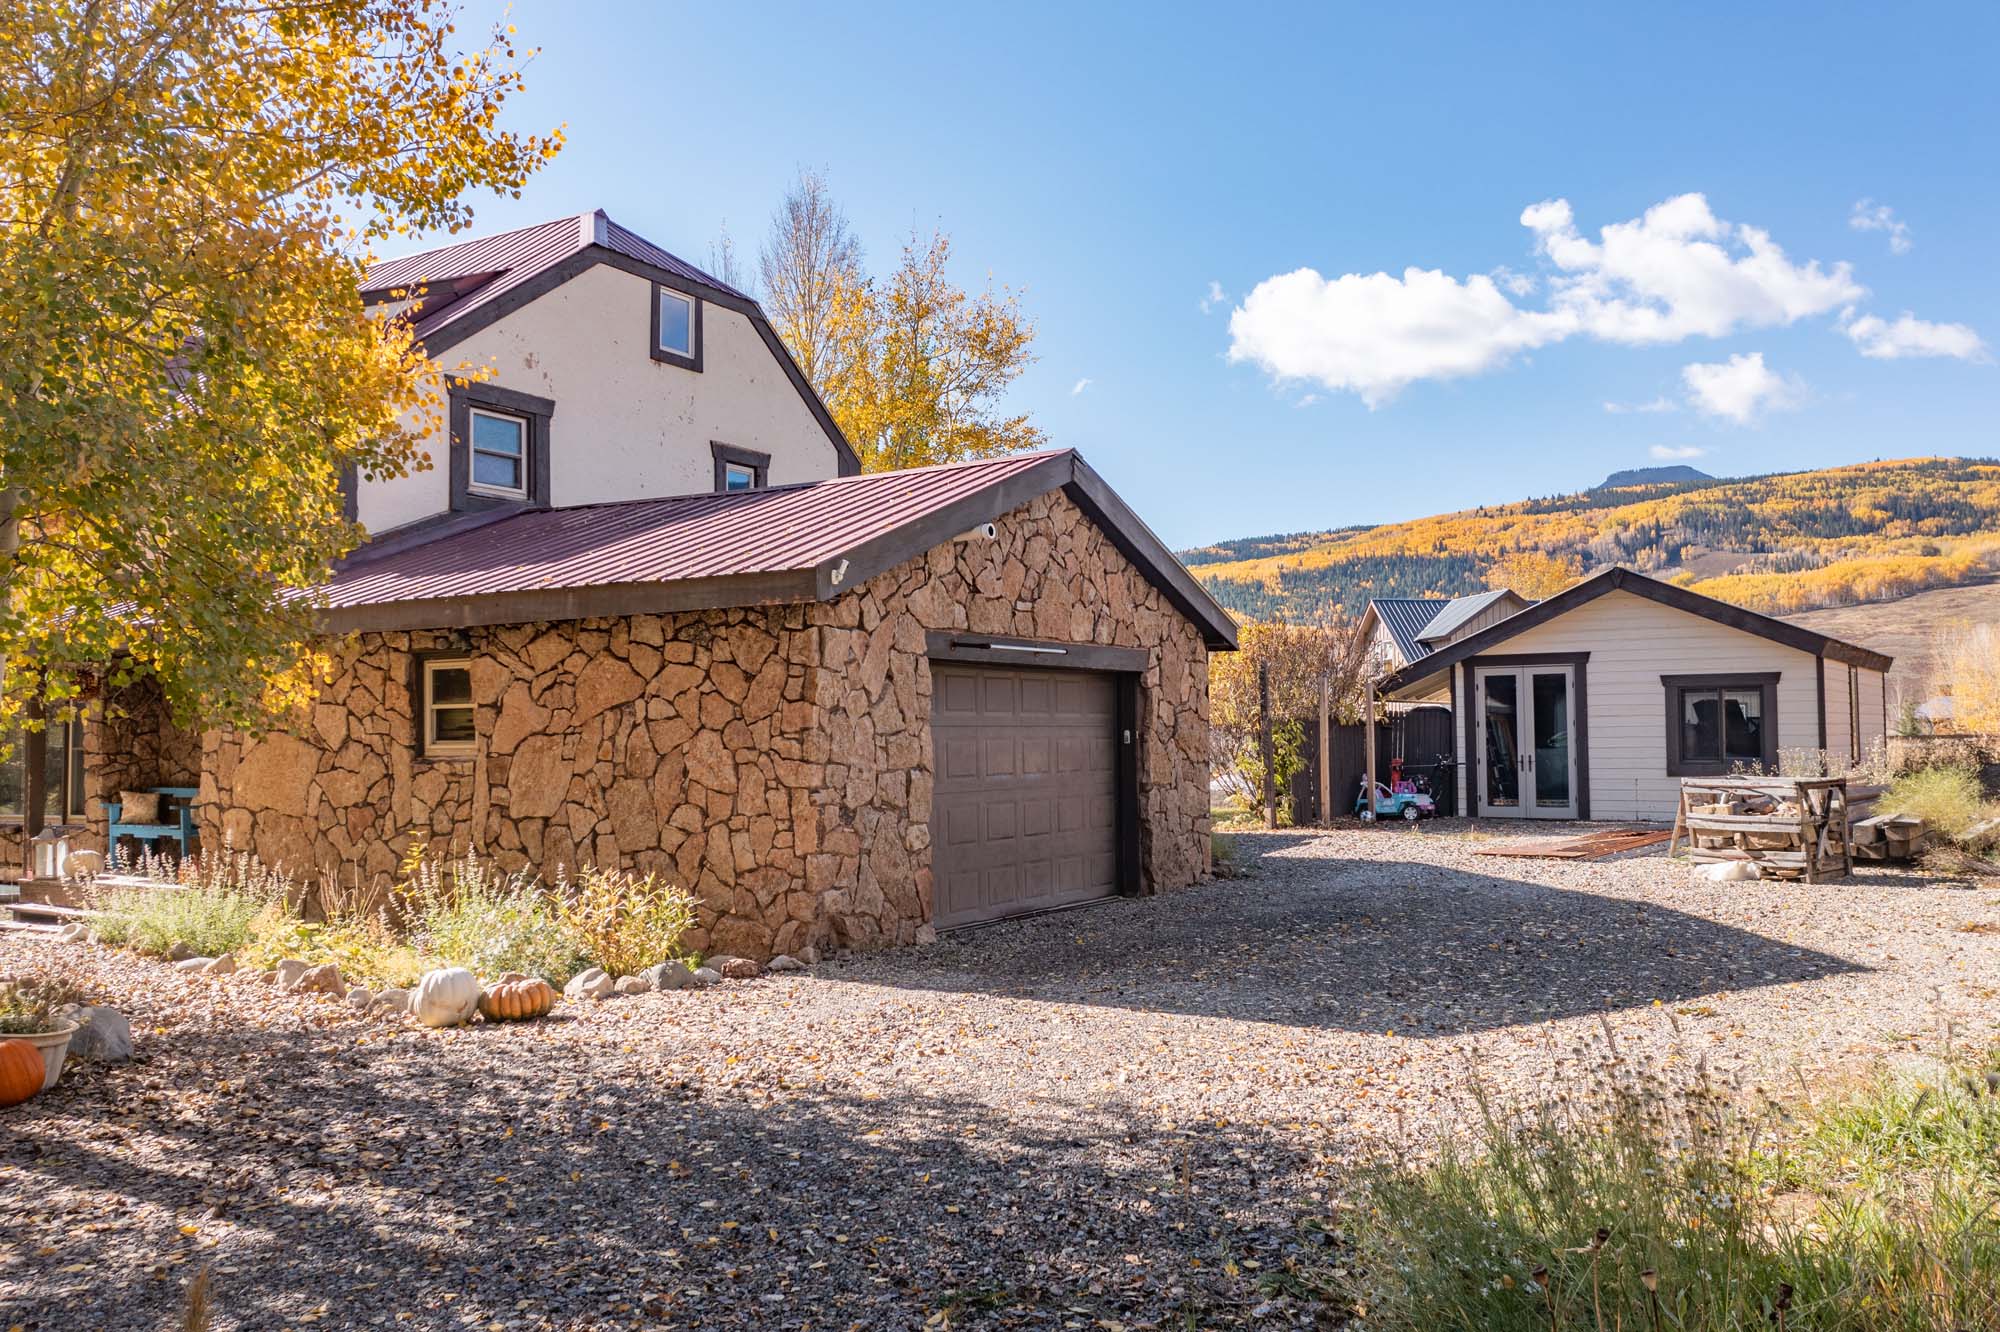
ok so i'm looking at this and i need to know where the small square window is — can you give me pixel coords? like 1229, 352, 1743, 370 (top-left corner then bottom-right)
467, 409, 527, 498
657, 288, 695, 358
723, 463, 757, 492
423, 659, 476, 756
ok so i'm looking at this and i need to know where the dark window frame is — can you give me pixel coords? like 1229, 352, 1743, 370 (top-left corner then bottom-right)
650, 280, 704, 372
0, 719, 86, 824
1662, 672, 1780, 776
414, 652, 478, 759
710, 441, 771, 492
447, 380, 554, 513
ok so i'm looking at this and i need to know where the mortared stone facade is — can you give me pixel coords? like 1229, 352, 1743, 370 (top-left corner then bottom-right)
196, 491, 1211, 958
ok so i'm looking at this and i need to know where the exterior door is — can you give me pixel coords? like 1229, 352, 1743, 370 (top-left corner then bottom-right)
1474, 665, 1578, 819
930, 663, 1120, 928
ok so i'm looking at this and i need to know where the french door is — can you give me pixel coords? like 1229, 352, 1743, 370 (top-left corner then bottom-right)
1474, 665, 1578, 819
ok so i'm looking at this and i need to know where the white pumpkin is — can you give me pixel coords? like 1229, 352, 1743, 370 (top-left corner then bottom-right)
410, 967, 481, 1028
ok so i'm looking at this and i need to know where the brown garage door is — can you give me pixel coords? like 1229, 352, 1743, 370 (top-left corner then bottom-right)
930, 663, 1119, 929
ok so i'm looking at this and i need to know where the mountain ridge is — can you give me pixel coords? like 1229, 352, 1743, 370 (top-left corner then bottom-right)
1184, 456, 2000, 622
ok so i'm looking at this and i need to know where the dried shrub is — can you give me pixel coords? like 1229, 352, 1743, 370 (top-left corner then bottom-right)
553, 864, 697, 978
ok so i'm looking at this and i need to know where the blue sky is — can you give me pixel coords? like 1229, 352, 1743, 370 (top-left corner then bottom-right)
439, 1, 1998, 549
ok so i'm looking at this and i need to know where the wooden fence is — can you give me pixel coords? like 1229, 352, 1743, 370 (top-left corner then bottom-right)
1287, 704, 1457, 823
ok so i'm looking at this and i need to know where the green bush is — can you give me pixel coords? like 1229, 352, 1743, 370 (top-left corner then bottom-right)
395, 848, 587, 984
1320, 1038, 2000, 1331
1880, 763, 1988, 838
90, 881, 272, 958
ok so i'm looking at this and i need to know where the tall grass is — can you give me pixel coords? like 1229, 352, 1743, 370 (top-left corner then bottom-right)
1325, 1029, 2000, 1331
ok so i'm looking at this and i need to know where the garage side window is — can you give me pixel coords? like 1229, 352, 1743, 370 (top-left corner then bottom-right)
1662, 672, 1778, 775
421, 658, 476, 757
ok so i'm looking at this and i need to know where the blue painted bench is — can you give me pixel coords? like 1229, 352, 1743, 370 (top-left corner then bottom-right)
106, 786, 199, 858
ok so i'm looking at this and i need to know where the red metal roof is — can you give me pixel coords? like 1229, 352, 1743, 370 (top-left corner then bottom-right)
362, 211, 751, 344
327, 451, 1067, 609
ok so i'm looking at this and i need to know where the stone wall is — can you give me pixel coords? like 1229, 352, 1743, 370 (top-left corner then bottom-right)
0, 674, 200, 868
199, 491, 1212, 958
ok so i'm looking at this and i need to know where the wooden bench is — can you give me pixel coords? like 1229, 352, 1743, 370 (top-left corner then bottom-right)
106, 786, 198, 858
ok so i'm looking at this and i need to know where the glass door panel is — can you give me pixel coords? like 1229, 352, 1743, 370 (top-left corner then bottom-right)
1530, 669, 1574, 813
1481, 671, 1520, 811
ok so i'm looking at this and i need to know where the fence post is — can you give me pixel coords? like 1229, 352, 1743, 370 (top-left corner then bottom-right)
1259, 661, 1275, 829
1318, 675, 1331, 825
1363, 679, 1378, 822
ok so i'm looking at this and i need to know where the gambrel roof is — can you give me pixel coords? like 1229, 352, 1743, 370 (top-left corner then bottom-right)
360, 210, 859, 474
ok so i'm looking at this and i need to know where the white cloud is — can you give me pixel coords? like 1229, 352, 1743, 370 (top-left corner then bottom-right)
1229, 193, 1878, 405
1604, 396, 1677, 414
1649, 444, 1708, 460
1294, 393, 1320, 408
1200, 280, 1226, 314
1842, 311, 1988, 361
1226, 266, 1569, 407
1491, 265, 1536, 297
1521, 193, 1864, 344
1681, 352, 1805, 424
1071, 377, 1093, 396
1849, 199, 1912, 254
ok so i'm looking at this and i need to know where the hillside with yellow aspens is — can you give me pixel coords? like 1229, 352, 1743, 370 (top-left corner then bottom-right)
1185, 457, 2000, 621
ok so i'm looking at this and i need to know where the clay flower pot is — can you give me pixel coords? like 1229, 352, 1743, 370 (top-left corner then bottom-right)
20, 1023, 78, 1091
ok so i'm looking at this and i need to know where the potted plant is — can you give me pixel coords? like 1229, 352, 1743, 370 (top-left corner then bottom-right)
0, 973, 87, 1096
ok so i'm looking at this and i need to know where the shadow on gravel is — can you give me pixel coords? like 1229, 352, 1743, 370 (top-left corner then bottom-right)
829, 837, 1865, 1035
1, 1017, 1327, 1330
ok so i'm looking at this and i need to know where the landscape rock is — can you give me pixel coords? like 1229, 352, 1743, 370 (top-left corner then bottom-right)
563, 967, 616, 1001
913, 925, 939, 947
294, 963, 347, 998
347, 987, 375, 1011
643, 961, 697, 991
55, 923, 90, 944
58, 1005, 131, 1063
767, 954, 805, 973
372, 987, 410, 1015
719, 957, 763, 980
174, 956, 214, 974
1698, 861, 1761, 882
614, 974, 654, 996
273, 959, 310, 989
166, 942, 195, 962
689, 967, 722, 988
205, 952, 239, 976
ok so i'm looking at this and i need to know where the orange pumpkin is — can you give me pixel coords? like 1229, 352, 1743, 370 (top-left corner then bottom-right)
478, 978, 557, 1022
0, 1039, 43, 1107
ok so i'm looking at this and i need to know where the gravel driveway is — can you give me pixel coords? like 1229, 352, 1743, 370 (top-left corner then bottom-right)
5, 825, 1996, 1330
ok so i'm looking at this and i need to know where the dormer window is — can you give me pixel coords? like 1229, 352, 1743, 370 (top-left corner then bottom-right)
467, 408, 529, 499
650, 281, 702, 371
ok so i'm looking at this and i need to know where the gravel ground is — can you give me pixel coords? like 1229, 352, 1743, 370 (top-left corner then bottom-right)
4, 824, 1997, 1331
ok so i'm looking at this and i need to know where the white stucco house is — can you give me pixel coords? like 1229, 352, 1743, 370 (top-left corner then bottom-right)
1370, 568, 1893, 822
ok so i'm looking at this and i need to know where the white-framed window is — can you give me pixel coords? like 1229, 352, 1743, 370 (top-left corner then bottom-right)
657, 287, 695, 358
467, 408, 528, 498
722, 462, 757, 492
422, 659, 476, 756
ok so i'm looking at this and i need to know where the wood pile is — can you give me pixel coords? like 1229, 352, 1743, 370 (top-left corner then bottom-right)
1669, 776, 1854, 882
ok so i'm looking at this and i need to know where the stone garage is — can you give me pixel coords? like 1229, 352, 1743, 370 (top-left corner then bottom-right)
197, 450, 1236, 960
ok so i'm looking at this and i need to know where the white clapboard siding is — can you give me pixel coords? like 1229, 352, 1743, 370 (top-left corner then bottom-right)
1474, 589, 1823, 821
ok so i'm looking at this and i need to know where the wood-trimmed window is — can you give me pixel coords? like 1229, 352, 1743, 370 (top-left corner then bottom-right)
419, 657, 476, 757
447, 380, 554, 512
0, 721, 85, 822
1662, 672, 1779, 776
711, 441, 770, 492
651, 281, 703, 372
